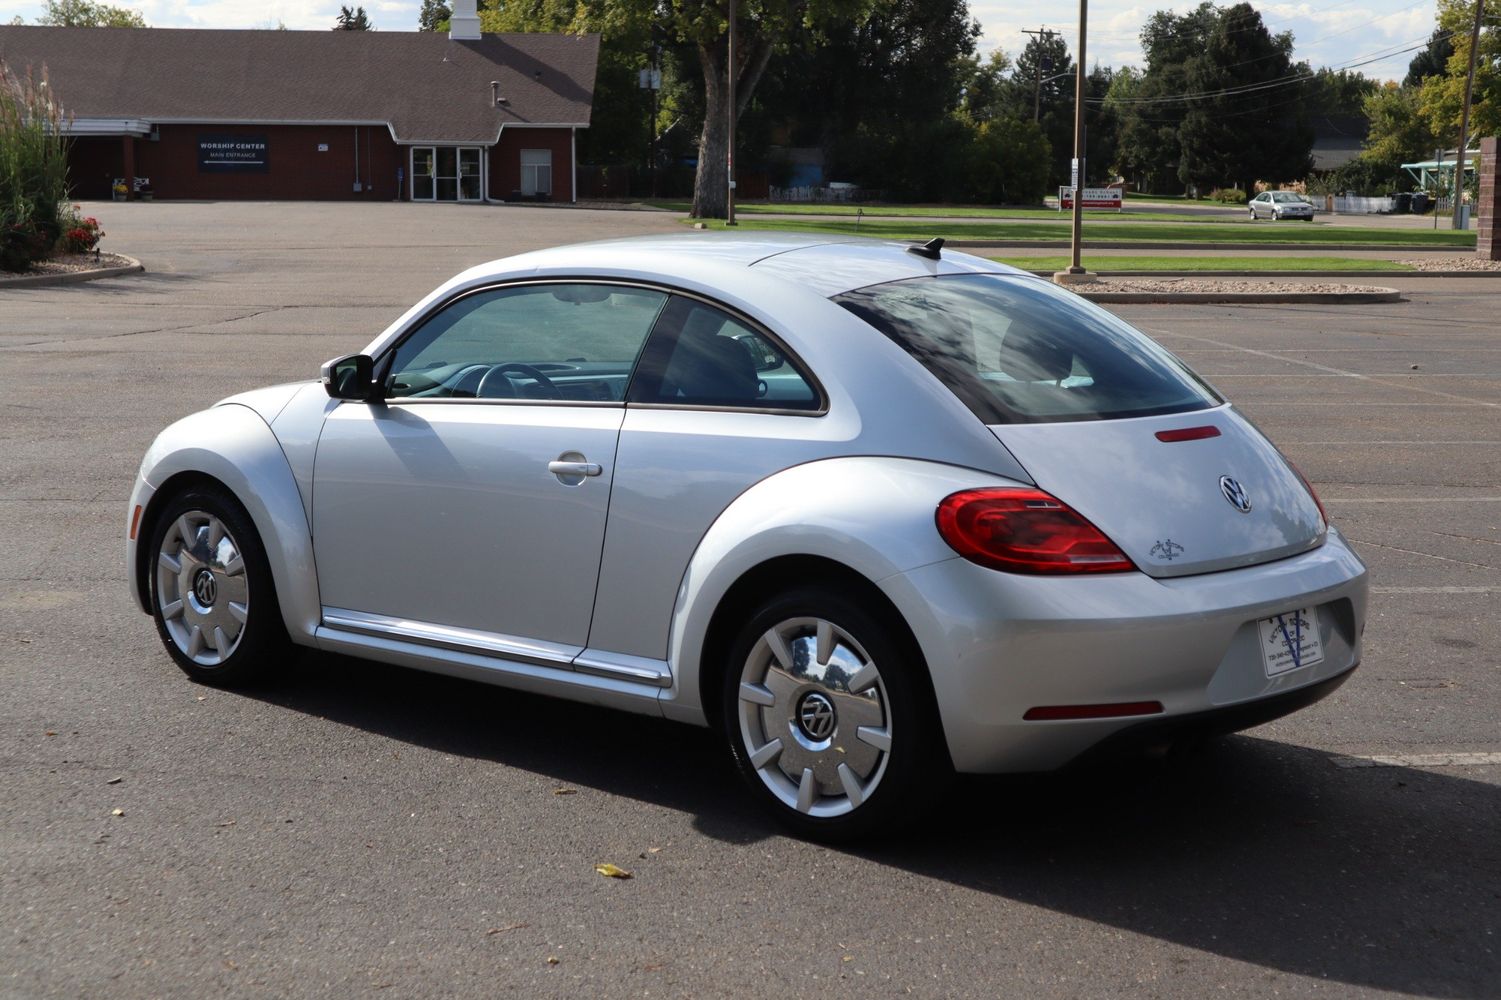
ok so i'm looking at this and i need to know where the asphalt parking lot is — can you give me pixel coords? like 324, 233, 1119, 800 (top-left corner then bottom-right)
2, 202, 1499, 999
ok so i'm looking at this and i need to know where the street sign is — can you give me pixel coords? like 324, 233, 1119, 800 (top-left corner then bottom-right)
1058, 186, 1123, 211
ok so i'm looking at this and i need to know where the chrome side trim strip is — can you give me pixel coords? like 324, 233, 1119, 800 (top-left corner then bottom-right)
574, 648, 673, 688
321, 607, 580, 668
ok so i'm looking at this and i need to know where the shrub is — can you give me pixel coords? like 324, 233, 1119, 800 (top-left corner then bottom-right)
0, 60, 73, 272
1210, 187, 1248, 204
58, 205, 103, 252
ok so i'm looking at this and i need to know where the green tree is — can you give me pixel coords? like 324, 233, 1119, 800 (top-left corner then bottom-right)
1416, 0, 1499, 144
960, 49, 1011, 121
334, 5, 372, 30
1115, 3, 1312, 194
418, 0, 451, 31
1405, 28, 1454, 88
35, 0, 145, 27
575, 0, 877, 217
749, 0, 980, 196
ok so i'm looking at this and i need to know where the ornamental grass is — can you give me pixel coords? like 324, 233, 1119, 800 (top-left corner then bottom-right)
0, 60, 73, 272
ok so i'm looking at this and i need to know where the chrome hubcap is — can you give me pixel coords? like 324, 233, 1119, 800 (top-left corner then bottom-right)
737, 616, 891, 818
155, 511, 249, 666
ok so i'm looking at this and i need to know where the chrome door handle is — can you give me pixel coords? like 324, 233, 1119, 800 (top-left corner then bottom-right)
548, 460, 602, 477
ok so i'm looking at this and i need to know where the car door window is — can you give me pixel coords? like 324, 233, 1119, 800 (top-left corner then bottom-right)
385, 283, 668, 402
628, 296, 821, 411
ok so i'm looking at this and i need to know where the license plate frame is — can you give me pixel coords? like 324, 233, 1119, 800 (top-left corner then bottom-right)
1257, 607, 1325, 677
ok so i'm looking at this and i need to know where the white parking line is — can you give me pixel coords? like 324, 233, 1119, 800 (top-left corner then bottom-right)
1334, 752, 1501, 769
1146, 330, 1501, 408
1371, 586, 1500, 594
1324, 497, 1501, 503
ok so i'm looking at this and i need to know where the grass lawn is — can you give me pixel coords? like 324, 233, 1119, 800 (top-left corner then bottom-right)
686, 217, 1477, 247
645, 200, 1247, 224
990, 255, 1413, 272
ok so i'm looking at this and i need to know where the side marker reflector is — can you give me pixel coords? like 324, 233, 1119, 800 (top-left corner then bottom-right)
1024, 701, 1165, 721
129, 504, 143, 540
1155, 426, 1221, 443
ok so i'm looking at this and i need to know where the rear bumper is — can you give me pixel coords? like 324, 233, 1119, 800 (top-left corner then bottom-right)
880, 527, 1368, 773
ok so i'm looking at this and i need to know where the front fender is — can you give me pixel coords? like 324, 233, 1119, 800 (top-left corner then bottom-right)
129, 403, 319, 641
659, 456, 1025, 726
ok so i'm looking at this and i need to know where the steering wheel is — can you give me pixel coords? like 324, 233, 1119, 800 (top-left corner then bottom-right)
477, 363, 561, 399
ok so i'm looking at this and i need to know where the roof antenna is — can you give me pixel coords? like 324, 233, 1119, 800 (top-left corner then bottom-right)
907, 237, 943, 260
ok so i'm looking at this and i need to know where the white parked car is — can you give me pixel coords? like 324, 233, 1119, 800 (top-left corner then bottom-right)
1249, 191, 1315, 220
127, 235, 1367, 839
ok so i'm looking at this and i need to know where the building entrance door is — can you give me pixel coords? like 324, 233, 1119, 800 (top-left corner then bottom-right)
411, 147, 483, 202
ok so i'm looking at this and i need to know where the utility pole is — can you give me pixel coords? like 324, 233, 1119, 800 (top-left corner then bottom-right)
1451, 0, 1485, 229
1021, 28, 1058, 123
1067, 0, 1088, 274
726, 0, 737, 225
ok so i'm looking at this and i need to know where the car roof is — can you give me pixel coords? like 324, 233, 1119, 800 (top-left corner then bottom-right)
478, 232, 1031, 298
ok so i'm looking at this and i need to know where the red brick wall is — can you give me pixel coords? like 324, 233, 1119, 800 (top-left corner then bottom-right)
491, 128, 575, 202
1479, 137, 1499, 262
104, 124, 406, 201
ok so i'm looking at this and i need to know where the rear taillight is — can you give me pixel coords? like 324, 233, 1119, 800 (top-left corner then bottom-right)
935, 488, 1136, 575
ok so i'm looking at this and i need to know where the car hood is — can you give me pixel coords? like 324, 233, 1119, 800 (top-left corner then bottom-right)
214, 381, 315, 424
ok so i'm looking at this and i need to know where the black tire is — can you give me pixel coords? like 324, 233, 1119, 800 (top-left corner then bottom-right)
147, 485, 290, 687
721, 585, 946, 841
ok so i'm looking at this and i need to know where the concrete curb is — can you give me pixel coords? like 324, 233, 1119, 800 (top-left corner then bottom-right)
946, 239, 1470, 252
0, 255, 144, 288
1024, 269, 1500, 279
1076, 287, 1404, 304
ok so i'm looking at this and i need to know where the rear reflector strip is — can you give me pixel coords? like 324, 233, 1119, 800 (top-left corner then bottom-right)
129, 504, 143, 540
1023, 701, 1165, 721
1155, 426, 1221, 443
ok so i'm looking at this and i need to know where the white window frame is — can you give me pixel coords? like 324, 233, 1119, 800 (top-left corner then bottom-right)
520, 149, 552, 197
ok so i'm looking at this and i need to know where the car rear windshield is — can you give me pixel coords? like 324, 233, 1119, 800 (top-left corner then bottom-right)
835, 273, 1222, 424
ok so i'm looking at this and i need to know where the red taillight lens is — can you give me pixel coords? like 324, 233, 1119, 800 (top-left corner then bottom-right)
1154, 425, 1221, 443
935, 488, 1136, 575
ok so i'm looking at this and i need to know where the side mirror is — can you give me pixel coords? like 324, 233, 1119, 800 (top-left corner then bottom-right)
321, 353, 377, 401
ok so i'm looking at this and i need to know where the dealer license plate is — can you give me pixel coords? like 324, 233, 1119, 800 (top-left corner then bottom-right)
1257, 608, 1324, 677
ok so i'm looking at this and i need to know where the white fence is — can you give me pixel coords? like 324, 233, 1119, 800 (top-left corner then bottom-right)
1331, 195, 1395, 214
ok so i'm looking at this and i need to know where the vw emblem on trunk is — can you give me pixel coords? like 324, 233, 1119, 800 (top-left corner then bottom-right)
1220, 476, 1252, 513
797, 692, 837, 741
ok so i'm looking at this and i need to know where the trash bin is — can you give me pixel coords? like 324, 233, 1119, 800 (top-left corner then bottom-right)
1411, 192, 1429, 214
1394, 192, 1412, 214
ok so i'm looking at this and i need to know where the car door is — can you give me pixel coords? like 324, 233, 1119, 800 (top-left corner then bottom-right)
585, 293, 836, 664
311, 281, 668, 656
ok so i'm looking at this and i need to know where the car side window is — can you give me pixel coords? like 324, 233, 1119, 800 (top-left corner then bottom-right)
627, 296, 820, 411
384, 283, 668, 402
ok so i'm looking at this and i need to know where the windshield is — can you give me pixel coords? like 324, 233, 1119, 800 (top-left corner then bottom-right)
1273, 193, 1303, 203
835, 273, 1222, 424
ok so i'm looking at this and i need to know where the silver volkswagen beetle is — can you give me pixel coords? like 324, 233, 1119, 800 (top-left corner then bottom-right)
126, 234, 1367, 839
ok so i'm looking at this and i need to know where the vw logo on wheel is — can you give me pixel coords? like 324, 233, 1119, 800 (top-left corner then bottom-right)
193, 568, 218, 607
1219, 475, 1252, 513
797, 691, 837, 741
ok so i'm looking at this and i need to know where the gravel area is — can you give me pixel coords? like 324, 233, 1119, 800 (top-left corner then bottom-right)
1397, 254, 1501, 272
1071, 277, 1395, 294
0, 251, 134, 280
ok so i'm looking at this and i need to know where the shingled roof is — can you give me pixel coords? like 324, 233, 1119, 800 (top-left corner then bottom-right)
0, 25, 599, 143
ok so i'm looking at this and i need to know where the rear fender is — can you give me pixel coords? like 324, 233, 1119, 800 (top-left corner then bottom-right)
660, 456, 1025, 726
132, 404, 319, 640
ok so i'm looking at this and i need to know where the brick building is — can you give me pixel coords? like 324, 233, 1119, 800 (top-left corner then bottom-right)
0, 15, 598, 204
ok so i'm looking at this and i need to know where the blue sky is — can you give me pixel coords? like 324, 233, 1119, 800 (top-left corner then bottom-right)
1, 0, 1439, 82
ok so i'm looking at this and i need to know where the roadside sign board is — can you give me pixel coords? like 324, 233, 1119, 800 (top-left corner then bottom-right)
1059, 186, 1123, 211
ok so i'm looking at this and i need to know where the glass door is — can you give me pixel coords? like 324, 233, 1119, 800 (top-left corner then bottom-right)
435, 148, 458, 201
412, 147, 435, 200
459, 148, 481, 201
